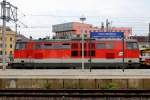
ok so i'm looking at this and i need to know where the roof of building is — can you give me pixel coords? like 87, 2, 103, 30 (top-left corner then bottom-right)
0, 26, 12, 31
16, 34, 29, 42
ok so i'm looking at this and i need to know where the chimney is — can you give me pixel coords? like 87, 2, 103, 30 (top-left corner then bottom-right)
101, 22, 104, 32
106, 19, 110, 32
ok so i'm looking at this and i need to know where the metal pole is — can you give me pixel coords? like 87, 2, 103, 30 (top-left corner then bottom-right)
15, 8, 18, 35
80, 16, 86, 70
2, 0, 6, 70
89, 34, 92, 72
122, 33, 125, 71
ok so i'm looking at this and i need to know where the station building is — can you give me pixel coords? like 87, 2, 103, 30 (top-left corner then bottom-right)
0, 26, 16, 56
52, 22, 132, 39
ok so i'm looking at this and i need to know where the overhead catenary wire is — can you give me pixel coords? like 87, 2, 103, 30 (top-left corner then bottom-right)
3, 12, 149, 36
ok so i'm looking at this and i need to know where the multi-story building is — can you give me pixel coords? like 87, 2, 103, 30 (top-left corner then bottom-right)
52, 22, 102, 39
52, 22, 132, 39
0, 26, 16, 56
111, 27, 132, 37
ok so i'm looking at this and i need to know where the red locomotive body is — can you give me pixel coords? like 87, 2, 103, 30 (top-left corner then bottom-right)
12, 39, 140, 69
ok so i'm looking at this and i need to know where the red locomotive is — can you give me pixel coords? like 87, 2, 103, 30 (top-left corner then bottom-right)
11, 39, 140, 69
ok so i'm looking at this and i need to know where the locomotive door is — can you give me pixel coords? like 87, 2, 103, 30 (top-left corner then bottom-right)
26, 42, 33, 63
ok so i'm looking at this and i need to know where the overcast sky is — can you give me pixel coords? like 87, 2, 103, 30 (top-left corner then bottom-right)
2, 0, 150, 39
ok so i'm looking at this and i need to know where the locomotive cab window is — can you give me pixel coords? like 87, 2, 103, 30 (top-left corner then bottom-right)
15, 42, 27, 50
127, 42, 138, 50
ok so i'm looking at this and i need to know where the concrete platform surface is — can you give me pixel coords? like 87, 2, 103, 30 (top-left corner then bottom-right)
0, 69, 150, 79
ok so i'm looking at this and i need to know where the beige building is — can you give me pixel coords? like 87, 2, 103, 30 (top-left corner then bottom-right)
0, 26, 16, 56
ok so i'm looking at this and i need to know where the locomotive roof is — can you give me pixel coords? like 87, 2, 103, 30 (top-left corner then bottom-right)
16, 38, 138, 43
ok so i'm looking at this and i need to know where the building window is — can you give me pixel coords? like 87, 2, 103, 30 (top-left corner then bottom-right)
10, 37, 12, 41
0, 44, 2, 48
10, 44, 13, 48
10, 51, 12, 54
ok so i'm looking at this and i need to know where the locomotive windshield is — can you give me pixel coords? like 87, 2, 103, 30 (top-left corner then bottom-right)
15, 42, 27, 50
126, 42, 138, 50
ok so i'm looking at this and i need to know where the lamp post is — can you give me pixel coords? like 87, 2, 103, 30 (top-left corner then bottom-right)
80, 16, 86, 70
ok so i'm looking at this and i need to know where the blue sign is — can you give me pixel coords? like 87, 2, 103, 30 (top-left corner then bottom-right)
90, 32, 124, 38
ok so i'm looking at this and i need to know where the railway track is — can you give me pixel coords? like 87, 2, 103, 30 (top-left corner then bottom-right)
8, 64, 149, 69
0, 89, 150, 98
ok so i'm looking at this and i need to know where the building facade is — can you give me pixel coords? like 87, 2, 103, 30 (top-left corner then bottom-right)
52, 22, 101, 39
111, 27, 132, 37
0, 27, 16, 56
52, 22, 132, 39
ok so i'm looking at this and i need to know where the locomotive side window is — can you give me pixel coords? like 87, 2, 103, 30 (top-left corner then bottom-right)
15, 42, 26, 50
96, 43, 105, 49
44, 44, 52, 49
62, 43, 70, 49
52, 44, 70, 49
35, 44, 43, 49
106, 43, 114, 49
127, 42, 138, 50
71, 51, 78, 56
43, 43, 70, 49
96, 43, 114, 49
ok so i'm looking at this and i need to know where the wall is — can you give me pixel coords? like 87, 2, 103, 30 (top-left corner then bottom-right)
0, 79, 149, 89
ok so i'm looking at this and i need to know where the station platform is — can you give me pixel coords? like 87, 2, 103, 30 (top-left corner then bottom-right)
0, 69, 150, 79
